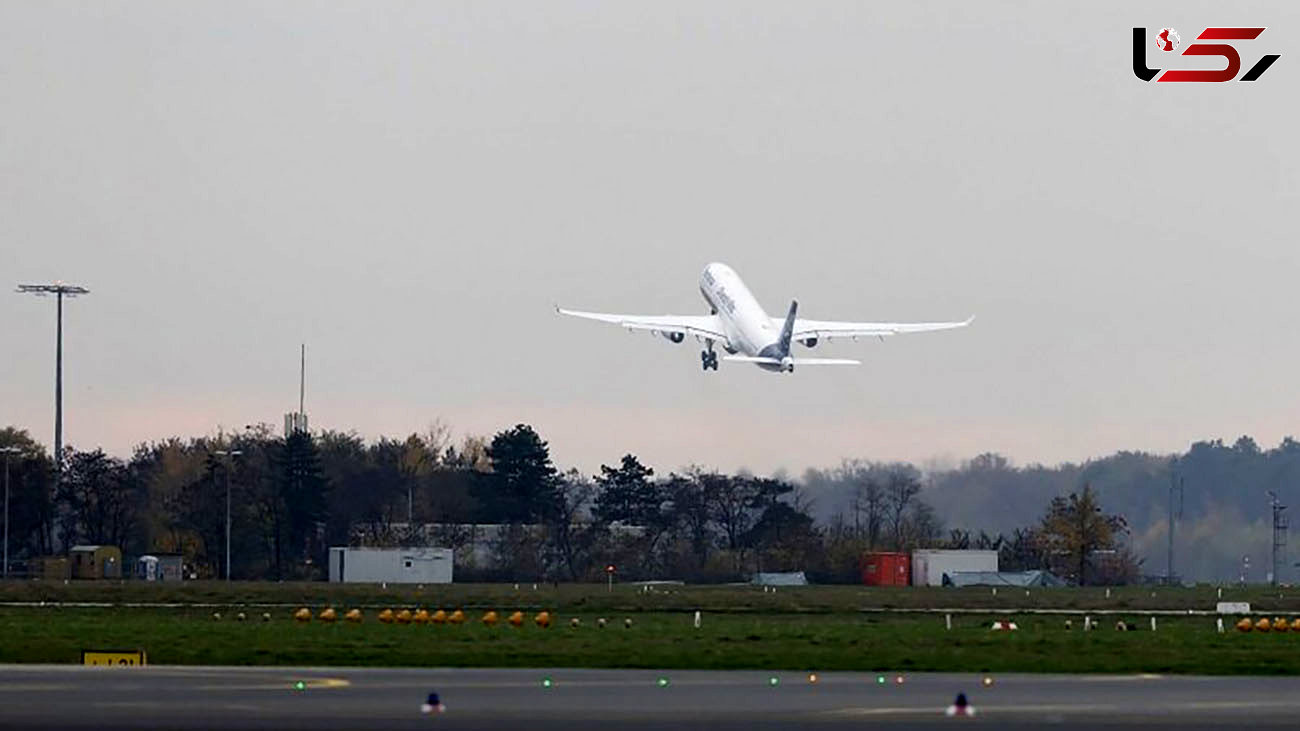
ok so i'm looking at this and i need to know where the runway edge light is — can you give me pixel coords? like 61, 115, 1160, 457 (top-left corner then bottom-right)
421, 692, 445, 714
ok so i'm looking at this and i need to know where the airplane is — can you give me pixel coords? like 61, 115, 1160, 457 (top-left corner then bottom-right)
558, 262, 972, 373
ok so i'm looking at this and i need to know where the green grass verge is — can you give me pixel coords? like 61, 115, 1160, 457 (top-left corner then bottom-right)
2, 607, 1297, 675
2, 581, 1297, 614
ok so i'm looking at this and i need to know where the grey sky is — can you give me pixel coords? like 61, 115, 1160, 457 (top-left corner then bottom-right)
3, 1, 1297, 476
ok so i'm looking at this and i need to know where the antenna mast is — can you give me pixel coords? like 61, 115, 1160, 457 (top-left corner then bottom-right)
284, 344, 309, 436
1269, 491, 1287, 587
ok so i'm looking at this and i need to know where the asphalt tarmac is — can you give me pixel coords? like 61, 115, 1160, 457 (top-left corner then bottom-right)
1, 665, 1297, 730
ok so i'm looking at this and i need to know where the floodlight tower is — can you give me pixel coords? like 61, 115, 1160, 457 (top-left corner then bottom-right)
213, 449, 243, 581
16, 283, 89, 483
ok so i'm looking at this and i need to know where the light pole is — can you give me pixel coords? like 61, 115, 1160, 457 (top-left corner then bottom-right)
213, 449, 242, 581
16, 282, 89, 494
0, 447, 21, 579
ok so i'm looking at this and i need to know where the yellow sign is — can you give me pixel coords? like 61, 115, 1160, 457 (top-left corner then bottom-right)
81, 650, 147, 666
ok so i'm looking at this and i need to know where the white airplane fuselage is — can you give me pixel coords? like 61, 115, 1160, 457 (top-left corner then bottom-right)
698, 262, 788, 371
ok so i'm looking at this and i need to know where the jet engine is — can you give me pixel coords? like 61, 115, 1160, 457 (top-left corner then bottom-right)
661, 331, 685, 344
800, 337, 818, 348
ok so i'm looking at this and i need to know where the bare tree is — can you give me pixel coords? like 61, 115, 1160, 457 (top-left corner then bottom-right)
837, 460, 886, 547
885, 469, 921, 550
546, 470, 597, 580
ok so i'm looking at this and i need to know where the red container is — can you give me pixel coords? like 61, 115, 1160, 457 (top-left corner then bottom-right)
861, 551, 910, 586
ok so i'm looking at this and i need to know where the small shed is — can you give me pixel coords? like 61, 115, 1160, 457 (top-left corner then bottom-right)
70, 545, 123, 580
861, 552, 911, 586
136, 554, 184, 581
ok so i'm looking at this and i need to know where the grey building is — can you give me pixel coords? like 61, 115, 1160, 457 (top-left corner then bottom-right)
328, 547, 453, 584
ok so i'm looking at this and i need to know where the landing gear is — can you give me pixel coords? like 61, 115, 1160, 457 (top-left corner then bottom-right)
700, 342, 719, 371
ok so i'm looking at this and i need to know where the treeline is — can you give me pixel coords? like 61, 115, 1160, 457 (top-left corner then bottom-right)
806, 437, 1300, 582
0, 422, 1137, 584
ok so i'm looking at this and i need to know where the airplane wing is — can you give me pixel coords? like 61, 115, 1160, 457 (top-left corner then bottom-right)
784, 315, 974, 342
557, 307, 728, 340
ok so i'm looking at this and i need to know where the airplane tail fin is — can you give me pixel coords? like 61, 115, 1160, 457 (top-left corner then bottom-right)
777, 300, 798, 357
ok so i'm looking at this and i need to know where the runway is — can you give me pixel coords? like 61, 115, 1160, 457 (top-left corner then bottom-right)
1, 665, 1297, 730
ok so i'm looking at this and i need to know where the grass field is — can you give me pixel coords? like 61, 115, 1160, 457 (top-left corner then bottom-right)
1, 607, 1297, 674
3, 581, 1300, 674
4, 580, 1300, 613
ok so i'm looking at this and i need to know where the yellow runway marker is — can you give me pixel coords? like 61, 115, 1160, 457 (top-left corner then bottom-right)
193, 677, 351, 692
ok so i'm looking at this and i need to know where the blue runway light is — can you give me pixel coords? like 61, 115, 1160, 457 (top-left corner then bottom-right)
421, 691, 446, 714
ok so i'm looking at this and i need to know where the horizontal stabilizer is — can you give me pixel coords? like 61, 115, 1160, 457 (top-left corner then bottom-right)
722, 355, 860, 366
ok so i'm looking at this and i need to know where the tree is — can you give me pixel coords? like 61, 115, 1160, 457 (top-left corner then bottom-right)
172, 454, 228, 576
59, 449, 140, 551
546, 470, 599, 580
705, 472, 750, 554
706, 473, 794, 575
665, 471, 712, 572
884, 468, 922, 550
833, 460, 887, 547
593, 454, 658, 525
1000, 527, 1046, 571
0, 428, 55, 558
259, 432, 328, 579
1038, 484, 1127, 585
478, 424, 560, 523
745, 501, 820, 572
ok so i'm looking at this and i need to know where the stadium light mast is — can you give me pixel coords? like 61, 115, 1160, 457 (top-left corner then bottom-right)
16, 282, 90, 484
213, 449, 243, 582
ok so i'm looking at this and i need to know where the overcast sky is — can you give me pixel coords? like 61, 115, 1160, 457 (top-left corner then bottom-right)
2, 1, 1297, 476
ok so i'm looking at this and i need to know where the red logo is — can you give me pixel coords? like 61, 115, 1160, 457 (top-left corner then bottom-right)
1156, 28, 1180, 52
1133, 27, 1280, 82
